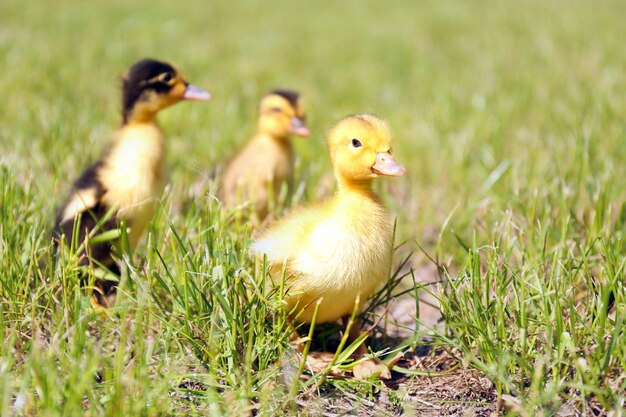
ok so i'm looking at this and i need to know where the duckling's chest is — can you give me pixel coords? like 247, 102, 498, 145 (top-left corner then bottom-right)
99, 124, 167, 246
248, 135, 294, 181
292, 200, 394, 291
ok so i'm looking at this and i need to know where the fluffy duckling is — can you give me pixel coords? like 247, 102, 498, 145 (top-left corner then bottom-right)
252, 114, 405, 375
221, 89, 309, 222
54, 58, 211, 307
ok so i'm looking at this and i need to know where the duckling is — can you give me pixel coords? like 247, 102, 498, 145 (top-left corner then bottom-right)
221, 89, 309, 222
54, 58, 211, 307
252, 114, 405, 376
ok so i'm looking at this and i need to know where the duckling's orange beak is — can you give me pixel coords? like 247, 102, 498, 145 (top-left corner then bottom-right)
372, 152, 406, 177
183, 83, 212, 101
288, 116, 310, 137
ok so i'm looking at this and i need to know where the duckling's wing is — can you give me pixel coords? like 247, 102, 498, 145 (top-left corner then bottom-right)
56, 161, 100, 218
54, 161, 118, 268
251, 205, 326, 264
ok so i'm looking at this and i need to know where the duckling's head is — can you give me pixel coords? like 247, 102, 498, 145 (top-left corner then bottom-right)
122, 58, 211, 124
257, 89, 310, 139
327, 114, 406, 184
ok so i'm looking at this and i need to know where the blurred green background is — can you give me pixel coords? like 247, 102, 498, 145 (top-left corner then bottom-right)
2, 0, 624, 249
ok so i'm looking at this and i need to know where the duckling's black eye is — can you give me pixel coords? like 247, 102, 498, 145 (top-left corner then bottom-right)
159, 72, 173, 84
351, 138, 362, 148
271, 107, 283, 113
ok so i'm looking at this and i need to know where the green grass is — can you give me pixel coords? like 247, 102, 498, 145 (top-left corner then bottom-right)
1, 0, 626, 415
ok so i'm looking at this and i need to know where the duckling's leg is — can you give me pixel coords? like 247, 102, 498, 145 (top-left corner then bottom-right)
92, 278, 118, 308
342, 315, 391, 380
89, 263, 120, 308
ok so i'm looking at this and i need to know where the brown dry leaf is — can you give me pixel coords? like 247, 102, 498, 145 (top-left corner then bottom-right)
303, 352, 392, 380
306, 351, 345, 376
385, 351, 406, 368
352, 358, 391, 380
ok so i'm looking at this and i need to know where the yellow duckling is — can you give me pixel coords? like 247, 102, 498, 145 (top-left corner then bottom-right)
54, 58, 211, 307
252, 114, 405, 374
221, 89, 309, 222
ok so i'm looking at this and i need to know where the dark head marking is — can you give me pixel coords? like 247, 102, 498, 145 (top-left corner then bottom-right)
268, 89, 300, 109
122, 58, 177, 123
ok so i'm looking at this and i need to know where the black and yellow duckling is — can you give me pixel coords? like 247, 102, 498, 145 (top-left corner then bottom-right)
221, 89, 309, 223
54, 58, 211, 307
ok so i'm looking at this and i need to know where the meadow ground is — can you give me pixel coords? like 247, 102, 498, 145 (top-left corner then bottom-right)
1, 0, 625, 415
